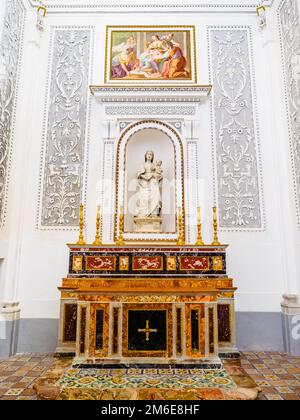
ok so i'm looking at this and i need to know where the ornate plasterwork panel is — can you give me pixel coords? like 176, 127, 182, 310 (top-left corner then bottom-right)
0, 0, 25, 226
279, 0, 300, 226
39, 28, 92, 228
208, 27, 264, 230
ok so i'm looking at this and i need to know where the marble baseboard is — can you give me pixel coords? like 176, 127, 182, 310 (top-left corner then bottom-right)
0, 318, 19, 358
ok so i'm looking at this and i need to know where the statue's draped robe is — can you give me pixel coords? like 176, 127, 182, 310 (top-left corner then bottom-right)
136, 162, 162, 217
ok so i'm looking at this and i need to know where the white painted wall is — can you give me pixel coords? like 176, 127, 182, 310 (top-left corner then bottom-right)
0, 0, 299, 325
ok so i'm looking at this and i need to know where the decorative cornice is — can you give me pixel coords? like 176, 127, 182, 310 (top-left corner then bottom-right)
89, 85, 212, 103
26, 0, 275, 13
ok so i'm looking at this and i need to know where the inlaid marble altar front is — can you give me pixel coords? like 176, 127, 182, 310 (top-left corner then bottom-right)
56, 244, 238, 365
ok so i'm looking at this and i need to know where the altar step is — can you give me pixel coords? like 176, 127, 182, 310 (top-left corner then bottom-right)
72, 360, 223, 369
33, 356, 260, 400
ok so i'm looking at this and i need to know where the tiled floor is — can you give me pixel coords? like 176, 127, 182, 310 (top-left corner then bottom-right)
240, 352, 300, 400
0, 352, 300, 400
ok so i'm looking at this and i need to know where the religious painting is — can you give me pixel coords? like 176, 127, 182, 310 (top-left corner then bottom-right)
105, 26, 197, 84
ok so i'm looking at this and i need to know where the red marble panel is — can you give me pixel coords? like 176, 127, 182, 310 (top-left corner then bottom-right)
132, 256, 163, 271
179, 256, 210, 271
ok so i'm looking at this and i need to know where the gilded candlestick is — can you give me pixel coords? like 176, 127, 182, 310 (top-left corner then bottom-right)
116, 206, 125, 246
177, 207, 185, 246
93, 206, 102, 245
195, 207, 205, 246
211, 206, 221, 246
76, 204, 86, 245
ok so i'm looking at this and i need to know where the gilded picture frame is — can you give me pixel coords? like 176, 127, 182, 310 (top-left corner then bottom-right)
105, 26, 197, 85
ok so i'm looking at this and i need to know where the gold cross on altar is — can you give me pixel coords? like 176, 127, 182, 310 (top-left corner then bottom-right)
138, 320, 157, 341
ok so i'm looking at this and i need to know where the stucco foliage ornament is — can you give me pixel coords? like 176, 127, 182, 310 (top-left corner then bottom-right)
211, 30, 262, 228
41, 30, 90, 226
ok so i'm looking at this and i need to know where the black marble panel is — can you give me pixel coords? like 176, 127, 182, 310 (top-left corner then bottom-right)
63, 303, 77, 342
209, 308, 214, 354
218, 304, 231, 343
80, 307, 86, 355
128, 310, 167, 351
113, 307, 119, 354
176, 308, 182, 355
191, 310, 199, 351
95, 309, 104, 351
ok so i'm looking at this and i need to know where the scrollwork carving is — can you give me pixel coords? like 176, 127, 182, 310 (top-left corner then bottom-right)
209, 29, 262, 228
41, 30, 91, 226
105, 105, 196, 116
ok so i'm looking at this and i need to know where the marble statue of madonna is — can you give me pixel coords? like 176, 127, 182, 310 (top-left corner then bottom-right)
135, 151, 163, 219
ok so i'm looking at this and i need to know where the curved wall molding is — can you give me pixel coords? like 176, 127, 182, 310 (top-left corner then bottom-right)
278, 0, 300, 227
0, 0, 26, 227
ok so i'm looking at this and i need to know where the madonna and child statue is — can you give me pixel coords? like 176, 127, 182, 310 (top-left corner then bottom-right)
134, 151, 163, 233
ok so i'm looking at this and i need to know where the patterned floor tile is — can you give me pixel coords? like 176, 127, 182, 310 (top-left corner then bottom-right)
0, 351, 299, 400
265, 394, 284, 400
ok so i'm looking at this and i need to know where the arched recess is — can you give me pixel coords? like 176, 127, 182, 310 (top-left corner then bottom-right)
114, 120, 185, 243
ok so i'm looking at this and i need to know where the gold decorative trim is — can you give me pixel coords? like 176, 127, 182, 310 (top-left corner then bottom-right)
37, 5, 47, 17
166, 256, 177, 271
119, 256, 130, 271
93, 206, 102, 246
256, 5, 266, 15
75, 295, 216, 303
72, 255, 83, 272
212, 256, 223, 272
76, 204, 86, 245
211, 206, 221, 246
61, 277, 234, 291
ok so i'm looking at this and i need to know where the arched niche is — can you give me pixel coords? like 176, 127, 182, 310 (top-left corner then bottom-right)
114, 120, 185, 243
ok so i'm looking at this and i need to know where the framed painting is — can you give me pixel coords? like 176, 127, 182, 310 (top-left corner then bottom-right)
105, 26, 197, 85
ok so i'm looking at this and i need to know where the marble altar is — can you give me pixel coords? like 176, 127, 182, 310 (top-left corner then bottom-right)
56, 243, 238, 366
